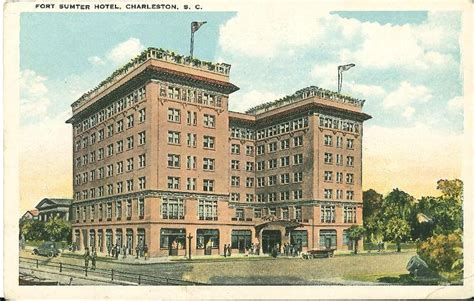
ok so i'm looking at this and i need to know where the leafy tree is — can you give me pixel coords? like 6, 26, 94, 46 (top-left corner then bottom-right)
383, 188, 416, 221
346, 225, 366, 254
418, 230, 463, 281
44, 217, 72, 242
385, 218, 411, 252
362, 189, 384, 241
21, 220, 47, 241
437, 179, 463, 203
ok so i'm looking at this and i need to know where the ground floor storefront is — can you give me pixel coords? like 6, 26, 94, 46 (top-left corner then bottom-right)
72, 222, 357, 257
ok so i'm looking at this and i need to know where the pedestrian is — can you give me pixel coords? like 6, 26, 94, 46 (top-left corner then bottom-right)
123, 245, 127, 259
136, 244, 140, 259
227, 245, 232, 257
143, 244, 149, 260
84, 247, 90, 270
115, 244, 119, 259
223, 244, 227, 257
91, 249, 97, 270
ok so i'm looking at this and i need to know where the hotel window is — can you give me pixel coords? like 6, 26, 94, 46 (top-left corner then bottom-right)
186, 111, 197, 126
116, 140, 124, 153
293, 172, 303, 183
168, 131, 181, 144
107, 184, 113, 195
293, 154, 303, 165
106, 202, 112, 219
98, 204, 103, 220
336, 136, 343, 148
246, 177, 254, 188
186, 156, 197, 169
127, 114, 134, 128
246, 145, 254, 156
257, 161, 265, 171
336, 154, 343, 165
336, 189, 343, 200
117, 161, 124, 174
203, 136, 215, 149
246, 162, 254, 171
116, 120, 124, 133
139, 177, 146, 190
203, 158, 215, 171
344, 206, 357, 223
127, 136, 134, 149
90, 133, 96, 145
281, 139, 290, 150
167, 177, 180, 189
107, 164, 113, 177
246, 194, 254, 202
268, 142, 277, 152
336, 172, 343, 183
231, 160, 240, 170
347, 138, 354, 149
107, 144, 114, 157
75, 175, 80, 185
117, 181, 123, 193
324, 135, 333, 146
198, 200, 217, 220
346, 190, 354, 200
268, 159, 277, 169
254, 208, 262, 218
256, 145, 265, 155
203, 179, 214, 192
89, 171, 94, 182
293, 136, 303, 147
231, 193, 240, 202
115, 201, 122, 219
83, 155, 88, 165
107, 124, 114, 137
231, 144, 240, 154
82, 137, 88, 148
138, 131, 146, 145
161, 198, 185, 219
280, 156, 290, 167
257, 194, 264, 203
280, 191, 290, 201
281, 207, 289, 220
268, 192, 277, 202
98, 148, 104, 160
269, 208, 276, 215
346, 156, 354, 167
324, 189, 333, 199
167, 108, 181, 123
167, 154, 181, 168
126, 200, 132, 218
187, 133, 197, 147
126, 179, 134, 192
138, 154, 146, 168
75, 157, 81, 167
295, 206, 302, 221
138, 198, 145, 217
231, 176, 240, 187
257, 177, 265, 187
293, 189, 303, 200
268, 175, 277, 186
98, 167, 104, 179
203, 114, 216, 128
139, 108, 146, 123
127, 158, 134, 171
75, 140, 81, 151
324, 171, 333, 182
280, 173, 290, 184
82, 206, 87, 221
98, 186, 104, 197
346, 173, 354, 184
82, 172, 88, 183
321, 205, 335, 223
324, 153, 333, 164
186, 178, 197, 191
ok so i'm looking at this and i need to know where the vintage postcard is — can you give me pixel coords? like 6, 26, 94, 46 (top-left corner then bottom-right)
3, 0, 473, 299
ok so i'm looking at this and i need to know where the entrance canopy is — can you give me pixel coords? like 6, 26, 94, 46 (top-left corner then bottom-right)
255, 219, 303, 234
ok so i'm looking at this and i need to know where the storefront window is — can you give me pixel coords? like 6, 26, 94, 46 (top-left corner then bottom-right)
290, 230, 308, 247
196, 229, 219, 249
231, 230, 252, 250
160, 228, 186, 249
319, 229, 337, 249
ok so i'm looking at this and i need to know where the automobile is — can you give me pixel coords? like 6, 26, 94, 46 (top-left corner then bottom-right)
32, 241, 62, 258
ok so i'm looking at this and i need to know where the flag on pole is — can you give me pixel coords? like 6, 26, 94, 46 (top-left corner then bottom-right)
191, 21, 207, 33
338, 63, 355, 72
337, 64, 355, 93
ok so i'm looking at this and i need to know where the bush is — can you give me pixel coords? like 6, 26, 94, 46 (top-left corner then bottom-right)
417, 230, 463, 281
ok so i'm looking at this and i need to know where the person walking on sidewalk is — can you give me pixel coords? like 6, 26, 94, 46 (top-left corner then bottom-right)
91, 249, 97, 270
143, 244, 149, 260
84, 247, 90, 270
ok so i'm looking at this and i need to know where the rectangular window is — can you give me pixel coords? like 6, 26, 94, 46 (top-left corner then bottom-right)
336, 136, 343, 148
116, 120, 124, 133
107, 164, 113, 177
161, 198, 185, 219
280, 156, 290, 167
268, 175, 277, 186
167, 177, 180, 189
268, 192, 277, 202
324, 135, 333, 146
203, 114, 216, 128
98, 148, 104, 160
336, 172, 343, 183
336, 154, 343, 165
254, 208, 262, 218
231, 144, 240, 154
281, 207, 289, 220
257, 177, 265, 188
324, 171, 333, 182
246, 194, 254, 202
106, 203, 112, 219
230, 193, 240, 202
280, 191, 290, 201
127, 136, 134, 149
138, 154, 146, 168
115, 201, 122, 219
256, 194, 264, 203
231, 160, 240, 170
347, 190, 354, 200
293, 189, 303, 200
344, 206, 357, 223
346, 173, 354, 184
256, 145, 265, 155
187, 133, 197, 147
117, 181, 123, 193
336, 189, 343, 200
138, 198, 145, 217
167, 154, 181, 168
321, 205, 335, 223
138, 131, 146, 145
246, 177, 254, 188
186, 111, 197, 126
293, 154, 303, 165
268, 142, 277, 152
347, 138, 354, 149
116, 140, 124, 153
231, 176, 240, 187
127, 158, 134, 171
168, 131, 181, 144
107, 124, 114, 137
324, 189, 333, 199
203, 158, 215, 171
280, 173, 290, 184
126, 179, 134, 192
98, 129, 105, 141
127, 114, 134, 128
257, 161, 265, 171
186, 156, 197, 169
107, 144, 114, 157
203, 179, 214, 192
268, 159, 277, 169
246, 145, 254, 156
160, 228, 186, 249
246, 162, 254, 171
293, 172, 303, 183
280, 139, 290, 150
324, 153, 333, 164
139, 177, 146, 189
198, 200, 217, 220
139, 108, 146, 123
293, 136, 303, 147
203, 136, 215, 149
346, 156, 354, 167
186, 178, 197, 191
167, 108, 181, 123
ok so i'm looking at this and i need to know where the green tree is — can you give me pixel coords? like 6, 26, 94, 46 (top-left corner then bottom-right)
21, 220, 47, 241
346, 225, 366, 254
383, 188, 415, 221
437, 179, 463, 203
362, 189, 384, 241
385, 218, 411, 252
44, 217, 72, 242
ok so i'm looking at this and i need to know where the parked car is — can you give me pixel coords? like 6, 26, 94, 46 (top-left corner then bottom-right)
32, 242, 62, 258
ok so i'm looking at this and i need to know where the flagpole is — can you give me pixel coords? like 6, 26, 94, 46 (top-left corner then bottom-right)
190, 29, 195, 58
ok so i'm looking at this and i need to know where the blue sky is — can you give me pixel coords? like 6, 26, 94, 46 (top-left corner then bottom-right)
19, 9, 464, 211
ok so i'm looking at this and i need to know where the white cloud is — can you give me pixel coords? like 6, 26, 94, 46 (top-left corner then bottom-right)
88, 55, 105, 65
383, 81, 432, 109
448, 96, 464, 113
345, 81, 386, 98
20, 69, 51, 118
88, 37, 145, 66
402, 106, 415, 119
229, 90, 283, 113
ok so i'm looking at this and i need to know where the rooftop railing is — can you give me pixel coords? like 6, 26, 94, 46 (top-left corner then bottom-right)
245, 86, 366, 115
72, 48, 232, 111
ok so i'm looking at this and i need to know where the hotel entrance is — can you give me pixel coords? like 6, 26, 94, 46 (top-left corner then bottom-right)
262, 230, 281, 254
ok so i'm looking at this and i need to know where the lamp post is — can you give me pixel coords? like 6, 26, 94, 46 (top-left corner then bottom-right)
187, 233, 193, 260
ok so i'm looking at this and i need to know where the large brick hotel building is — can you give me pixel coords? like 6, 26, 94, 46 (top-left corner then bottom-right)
67, 48, 371, 257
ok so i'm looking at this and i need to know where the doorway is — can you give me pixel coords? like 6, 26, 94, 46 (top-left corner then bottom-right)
262, 230, 281, 254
